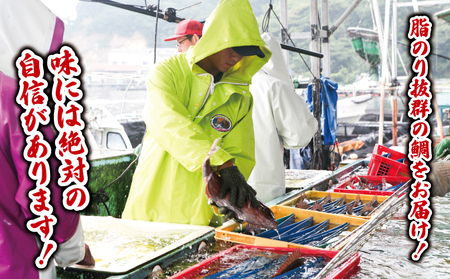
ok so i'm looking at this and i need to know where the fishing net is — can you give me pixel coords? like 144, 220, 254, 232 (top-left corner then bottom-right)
348, 27, 381, 66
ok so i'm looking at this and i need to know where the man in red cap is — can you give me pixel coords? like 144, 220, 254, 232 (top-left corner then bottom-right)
164, 19, 203, 53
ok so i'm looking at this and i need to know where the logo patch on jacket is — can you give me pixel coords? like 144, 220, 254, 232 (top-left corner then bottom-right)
211, 114, 232, 132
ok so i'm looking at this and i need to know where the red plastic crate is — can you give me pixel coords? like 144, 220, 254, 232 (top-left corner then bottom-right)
333, 175, 410, 196
373, 144, 409, 165
368, 154, 411, 177
169, 245, 360, 279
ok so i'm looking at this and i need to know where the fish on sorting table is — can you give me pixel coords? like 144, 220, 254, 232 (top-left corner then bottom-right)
337, 194, 347, 207
361, 195, 379, 216
320, 193, 332, 205
346, 194, 362, 215
296, 193, 309, 209
311, 202, 324, 211
272, 249, 305, 277
202, 139, 278, 230
346, 203, 354, 215
309, 193, 332, 212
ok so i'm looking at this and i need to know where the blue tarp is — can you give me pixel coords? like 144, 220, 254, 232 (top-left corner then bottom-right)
290, 77, 338, 169
306, 77, 338, 145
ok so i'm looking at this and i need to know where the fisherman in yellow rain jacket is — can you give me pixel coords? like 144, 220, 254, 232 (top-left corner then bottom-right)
122, 0, 271, 225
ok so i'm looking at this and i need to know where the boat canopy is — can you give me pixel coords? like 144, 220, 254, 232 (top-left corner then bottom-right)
435, 9, 450, 24
348, 27, 381, 81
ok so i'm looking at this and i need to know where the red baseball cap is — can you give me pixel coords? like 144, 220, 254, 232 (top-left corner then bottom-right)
164, 19, 203, 41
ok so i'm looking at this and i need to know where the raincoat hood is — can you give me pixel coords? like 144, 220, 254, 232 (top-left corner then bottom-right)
123, 0, 269, 226
260, 32, 295, 90
186, 0, 271, 83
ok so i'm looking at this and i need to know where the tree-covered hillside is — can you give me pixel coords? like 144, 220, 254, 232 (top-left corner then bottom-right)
63, 0, 450, 85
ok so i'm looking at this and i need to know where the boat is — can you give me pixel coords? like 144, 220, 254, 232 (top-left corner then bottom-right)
336, 94, 409, 139
116, 112, 146, 148
337, 73, 380, 97
335, 91, 449, 158
85, 103, 135, 159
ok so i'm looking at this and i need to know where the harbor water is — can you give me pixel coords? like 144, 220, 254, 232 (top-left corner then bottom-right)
354, 195, 450, 279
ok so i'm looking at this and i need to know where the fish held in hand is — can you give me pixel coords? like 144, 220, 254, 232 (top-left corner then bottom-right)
202, 139, 278, 230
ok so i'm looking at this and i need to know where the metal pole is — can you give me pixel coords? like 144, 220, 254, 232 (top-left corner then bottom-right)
392, 91, 398, 145
397, 0, 450, 7
391, 0, 398, 146
310, 0, 323, 170
280, 44, 324, 58
120, 77, 134, 115
392, 0, 398, 81
322, 0, 331, 79
280, 0, 290, 68
371, 0, 386, 145
310, 0, 321, 81
411, 0, 420, 12
397, 47, 409, 76
382, 0, 391, 82
88, 0, 185, 22
382, 0, 395, 145
329, 0, 364, 35
153, 0, 160, 64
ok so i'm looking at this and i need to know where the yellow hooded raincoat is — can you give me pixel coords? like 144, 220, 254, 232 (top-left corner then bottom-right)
122, 0, 271, 225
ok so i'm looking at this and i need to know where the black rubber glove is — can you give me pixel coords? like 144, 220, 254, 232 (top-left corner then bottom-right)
219, 166, 260, 208
217, 207, 238, 222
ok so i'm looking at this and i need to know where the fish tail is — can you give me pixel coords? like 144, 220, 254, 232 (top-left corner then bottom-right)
272, 249, 303, 278
205, 138, 221, 161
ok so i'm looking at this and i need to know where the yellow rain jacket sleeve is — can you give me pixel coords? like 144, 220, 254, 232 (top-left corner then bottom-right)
122, 0, 271, 225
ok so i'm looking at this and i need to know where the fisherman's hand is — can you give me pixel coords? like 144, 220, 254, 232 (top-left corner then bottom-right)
217, 206, 239, 222
218, 166, 260, 208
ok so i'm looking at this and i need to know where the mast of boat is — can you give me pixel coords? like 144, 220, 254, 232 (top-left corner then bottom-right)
382, 0, 401, 146
371, 0, 390, 145
321, 0, 331, 79
392, 0, 399, 146
310, 0, 325, 170
279, 1, 289, 67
